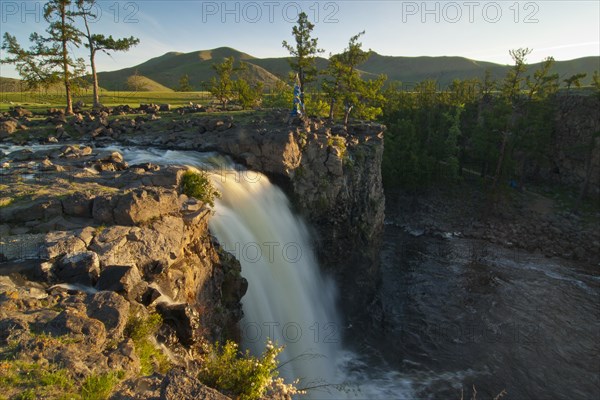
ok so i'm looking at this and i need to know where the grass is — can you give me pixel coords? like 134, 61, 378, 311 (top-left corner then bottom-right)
0, 90, 216, 113
0, 332, 124, 400
0, 360, 123, 400
0, 360, 78, 399
124, 313, 171, 376
80, 372, 124, 400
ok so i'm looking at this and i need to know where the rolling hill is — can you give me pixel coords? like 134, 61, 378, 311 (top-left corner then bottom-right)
97, 47, 283, 91
3, 47, 599, 92
357, 54, 600, 86
0, 77, 23, 92
97, 47, 599, 91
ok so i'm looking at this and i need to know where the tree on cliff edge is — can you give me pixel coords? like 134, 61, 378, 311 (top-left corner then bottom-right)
322, 31, 386, 126
282, 12, 324, 107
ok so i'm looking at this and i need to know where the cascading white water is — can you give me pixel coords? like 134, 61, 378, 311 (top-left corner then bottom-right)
208, 164, 343, 387
118, 148, 345, 390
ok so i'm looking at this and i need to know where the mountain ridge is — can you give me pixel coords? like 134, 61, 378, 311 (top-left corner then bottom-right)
2, 47, 598, 91
97, 47, 600, 90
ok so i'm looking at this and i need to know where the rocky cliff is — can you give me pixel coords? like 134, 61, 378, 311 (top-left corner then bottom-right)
0, 147, 246, 398
118, 112, 387, 323
0, 107, 387, 397
547, 93, 600, 197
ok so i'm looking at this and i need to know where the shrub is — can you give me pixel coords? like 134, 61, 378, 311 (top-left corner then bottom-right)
180, 170, 221, 207
80, 372, 123, 400
124, 313, 171, 375
198, 340, 303, 400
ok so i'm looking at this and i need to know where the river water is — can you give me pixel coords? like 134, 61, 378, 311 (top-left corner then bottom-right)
360, 200, 600, 399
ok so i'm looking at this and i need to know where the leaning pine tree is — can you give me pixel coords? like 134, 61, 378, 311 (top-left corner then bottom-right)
323, 31, 386, 126
75, 0, 140, 107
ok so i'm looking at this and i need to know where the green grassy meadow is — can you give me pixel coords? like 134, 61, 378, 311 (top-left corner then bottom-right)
0, 90, 216, 113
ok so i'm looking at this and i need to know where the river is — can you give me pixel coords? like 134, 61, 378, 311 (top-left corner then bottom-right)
355, 199, 600, 399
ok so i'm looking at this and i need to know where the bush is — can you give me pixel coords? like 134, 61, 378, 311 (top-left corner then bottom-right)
198, 340, 303, 400
80, 372, 123, 400
180, 170, 221, 207
124, 313, 171, 375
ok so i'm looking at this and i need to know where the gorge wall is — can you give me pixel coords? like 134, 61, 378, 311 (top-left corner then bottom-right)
546, 93, 600, 197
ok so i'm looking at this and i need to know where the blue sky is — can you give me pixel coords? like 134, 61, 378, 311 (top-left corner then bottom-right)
1, 0, 599, 79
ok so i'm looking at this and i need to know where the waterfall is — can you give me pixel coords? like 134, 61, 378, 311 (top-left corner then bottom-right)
118, 148, 344, 390
208, 164, 343, 387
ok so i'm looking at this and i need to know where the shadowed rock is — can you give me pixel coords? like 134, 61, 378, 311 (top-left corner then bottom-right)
97, 265, 148, 302
56, 251, 101, 286
160, 367, 231, 400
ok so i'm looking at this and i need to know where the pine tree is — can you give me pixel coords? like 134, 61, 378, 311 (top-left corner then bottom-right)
282, 12, 323, 105
42, 0, 82, 114
323, 31, 385, 126
2, 0, 82, 113
76, 0, 139, 107
1, 33, 58, 90
178, 74, 193, 92
563, 72, 587, 91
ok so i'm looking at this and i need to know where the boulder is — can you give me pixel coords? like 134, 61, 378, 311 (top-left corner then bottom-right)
113, 188, 181, 226
0, 316, 29, 344
8, 148, 33, 161
43, 231, 87, 260
142, 166, 186, 188
62, 193, 94, 218
97, 265, 147, 302
156, 303, 200, 346
160, 367, 231, 400
0, 119, 18, 136
107, 339, 141, 378
92, 151, 128, 172
92, 195, 117, 224
39, 158, 64, 172
87, 291, 130, 338
56, 251, 100, 286
9, 106, 33, 119
43, 308, 107, 350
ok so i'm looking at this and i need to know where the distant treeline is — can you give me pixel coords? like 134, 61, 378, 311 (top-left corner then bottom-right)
380, 49, 599, 202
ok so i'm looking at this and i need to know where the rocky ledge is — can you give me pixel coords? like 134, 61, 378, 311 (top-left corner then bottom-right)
0, 147, 246, 399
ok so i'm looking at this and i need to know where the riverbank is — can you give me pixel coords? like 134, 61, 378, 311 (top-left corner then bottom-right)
386, 176, 599, 268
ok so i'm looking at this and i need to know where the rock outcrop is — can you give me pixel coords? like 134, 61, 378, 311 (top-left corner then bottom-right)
0, 149, 245, 398
214, 119, 386, 321
547, 94, 600, 197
